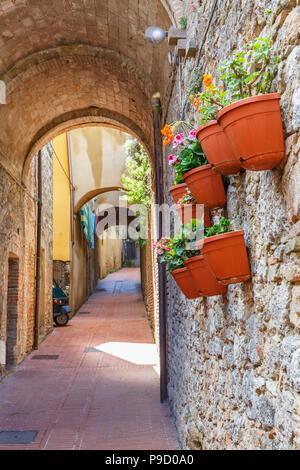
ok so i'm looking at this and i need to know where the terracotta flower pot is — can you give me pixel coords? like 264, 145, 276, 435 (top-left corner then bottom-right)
199, 231, 251, 285
176, 204, 198, 225
169, 183, 187, 204
204, 208, 211, 228
171, 267, 201, 299
183, 164, 227, 209
184, 255, 227, 297
196, 121, 241, 175
217, 93, 285, 171
176, 204, 211, 227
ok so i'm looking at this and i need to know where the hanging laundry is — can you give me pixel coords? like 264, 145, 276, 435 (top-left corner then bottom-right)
80, 204, 96, 249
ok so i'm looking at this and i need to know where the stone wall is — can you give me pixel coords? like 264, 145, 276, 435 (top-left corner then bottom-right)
163, 0, 300, 450
0, 145, 53, 376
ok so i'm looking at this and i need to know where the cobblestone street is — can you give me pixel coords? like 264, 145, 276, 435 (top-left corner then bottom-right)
0, 269, 179, 451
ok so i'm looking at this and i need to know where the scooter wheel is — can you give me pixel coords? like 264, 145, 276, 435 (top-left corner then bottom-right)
54, 313, 69, 327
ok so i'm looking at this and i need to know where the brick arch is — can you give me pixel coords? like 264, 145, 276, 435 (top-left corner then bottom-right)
0, 54, 154, 180
75, 187, 123, 214
22, 107, 153, 182
2, 45, 155, 98
0, 0, 174, 177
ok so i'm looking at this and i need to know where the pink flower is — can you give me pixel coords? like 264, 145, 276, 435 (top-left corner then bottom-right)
157, 250, 163, 255
168, 154, 178, 166
173, 133, 186, 148
189, 130, 197, 141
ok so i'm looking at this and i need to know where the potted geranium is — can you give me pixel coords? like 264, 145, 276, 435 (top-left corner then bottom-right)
197, 218, 251, 285
183, 218, 229, 297
153, 231, 201, 300
191, 10, 284, 173
190, 79, 241, 175
176, 188, 211, 227
162, 123, 227, 209
161, 125, 189, 203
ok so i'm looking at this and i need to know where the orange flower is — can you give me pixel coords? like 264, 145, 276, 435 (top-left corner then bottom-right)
203, 74, 213, 89
163, 134, 174, 146
161, 124, 172, 137
192, 97, 202, 108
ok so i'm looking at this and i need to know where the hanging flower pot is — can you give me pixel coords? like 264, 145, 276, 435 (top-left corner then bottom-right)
204, 208, 211, 228
176, 204, 198, 225
183, 164, 227, 209
199, 230, 251, 285
217, 93, 285, 171
169, 183, 188, 204
171, 267, 202, 299
196, 121, 241, 175
184, 255, 227, 297
176, 204, 211, 227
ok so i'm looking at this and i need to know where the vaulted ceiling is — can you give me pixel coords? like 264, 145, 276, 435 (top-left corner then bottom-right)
0, 0, 178, 179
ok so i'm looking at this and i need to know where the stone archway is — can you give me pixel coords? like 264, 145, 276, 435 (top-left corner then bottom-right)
0, 0, 175, 179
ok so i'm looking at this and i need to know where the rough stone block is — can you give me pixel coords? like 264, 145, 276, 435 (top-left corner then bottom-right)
168, 26, 187, 46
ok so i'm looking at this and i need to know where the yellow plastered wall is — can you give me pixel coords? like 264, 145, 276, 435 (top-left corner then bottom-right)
53, 133, 71, 262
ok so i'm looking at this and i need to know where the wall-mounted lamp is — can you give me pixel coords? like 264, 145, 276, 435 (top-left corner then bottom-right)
145, 27, 168, 44
145, 26, 197, 61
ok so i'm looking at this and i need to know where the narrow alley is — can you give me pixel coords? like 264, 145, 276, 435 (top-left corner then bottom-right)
0, 0, 299, 452
0, 269, 179, 451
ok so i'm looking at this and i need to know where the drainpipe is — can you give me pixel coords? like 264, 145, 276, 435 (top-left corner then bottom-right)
67, 131, 75, 247
33, 150, 42, 350
153, 101, 168, 404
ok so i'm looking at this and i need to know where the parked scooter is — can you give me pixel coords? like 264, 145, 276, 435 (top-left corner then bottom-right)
53, 280, 72, 327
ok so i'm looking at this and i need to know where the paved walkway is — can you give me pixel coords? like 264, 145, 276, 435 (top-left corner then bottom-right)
0, 269, 179, 450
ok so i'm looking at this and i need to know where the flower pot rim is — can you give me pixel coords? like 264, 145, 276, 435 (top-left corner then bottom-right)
217, 93, 281, 120
184, 255, 204, 265
201, 230, 245, 246
196, 120, 219, 137
183, 164, 213, 180
169, 182, 187, 192
171, 266, 188, 275
177, 202, 197, 208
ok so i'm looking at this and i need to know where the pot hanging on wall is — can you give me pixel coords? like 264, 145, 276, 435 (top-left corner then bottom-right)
217, 93, 285, 171
199, 231, 251, 285
184, 255, 227, 297
171, 267, 202, 299
183, 164, 227, 209
176, 204, 212, 227
169, 183, 188, 204
196, 121, 241, 175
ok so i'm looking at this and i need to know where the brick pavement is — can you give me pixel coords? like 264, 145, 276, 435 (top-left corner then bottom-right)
0, 268, 179, 450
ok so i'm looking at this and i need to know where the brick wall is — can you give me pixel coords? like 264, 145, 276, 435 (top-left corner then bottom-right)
0, 144, 53, 377
53, 261, 71, 294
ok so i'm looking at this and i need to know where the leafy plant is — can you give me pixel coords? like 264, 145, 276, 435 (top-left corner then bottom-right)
153, 219, 203, 273
190, 75, 230, 125
218, 11, 280, 99
179, 16, 188, 29
174, 140, 208, 184
205, 218, 232, 238
189, 10, 280, 125
121, 142, 152, 206
122, 141, 152, 248
177, 188, 197, 206
162, 123, 208, 184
